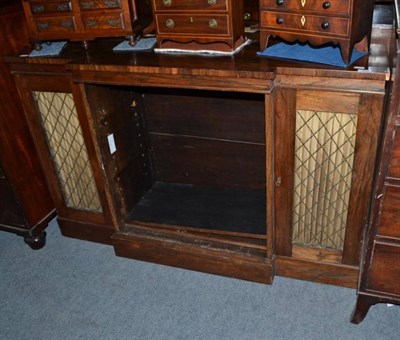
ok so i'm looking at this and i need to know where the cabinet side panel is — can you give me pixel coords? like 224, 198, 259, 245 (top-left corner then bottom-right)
0, 3, 53, 227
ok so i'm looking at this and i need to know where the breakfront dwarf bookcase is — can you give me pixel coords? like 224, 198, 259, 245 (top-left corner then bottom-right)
7, 17, 389, 286
0, 0, 55, 249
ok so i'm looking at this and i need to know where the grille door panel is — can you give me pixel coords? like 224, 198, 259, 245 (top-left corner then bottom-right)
34, 91, 102, 212
293, 109, 358, 250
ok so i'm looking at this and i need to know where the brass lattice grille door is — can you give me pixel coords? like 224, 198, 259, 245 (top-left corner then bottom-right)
292, 110, 358, 250
34, 91, 102, 212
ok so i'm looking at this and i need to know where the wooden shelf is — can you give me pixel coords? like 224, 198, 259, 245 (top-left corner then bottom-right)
126, 181, 266, 237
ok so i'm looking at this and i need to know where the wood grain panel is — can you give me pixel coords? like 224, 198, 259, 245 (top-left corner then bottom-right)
143, 89, 265, 144
150, 134, 266, 190
377, 185, 400, 239
296, 90, 359, 113
367, 242, 400, 295
113, 227, 273, 284
388, 126, 400, 178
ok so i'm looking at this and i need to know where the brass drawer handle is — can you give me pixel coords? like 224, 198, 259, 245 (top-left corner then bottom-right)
165, 18, 174, 29
276, 17, 284, 25
32, 5, 44, 13
105, 0, 120, 7
61, 20, 73, 28
37, 22, 49, 30
86, 19, 97, 27
57, 3, 70, 12
81, 1, 95, 9
163, 0, 172, 7
108, 19, 120, 27
208, 0, 217, 5
209, 18, 217, 29
322, 1, 331, 9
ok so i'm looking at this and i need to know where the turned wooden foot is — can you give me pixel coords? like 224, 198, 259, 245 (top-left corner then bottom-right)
82, 41, 89, 50
33, 41, 42, 51
24, 231, 46, 250
128, 35, 137, 47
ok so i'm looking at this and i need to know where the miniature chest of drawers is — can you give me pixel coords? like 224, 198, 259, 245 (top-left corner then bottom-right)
259, 0, 375, 64
21, 0, 137, 49
152, 0, 245, 52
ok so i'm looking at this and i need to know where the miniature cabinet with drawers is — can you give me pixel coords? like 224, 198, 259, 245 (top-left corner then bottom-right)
259, 0, 376, 64
152, 0, 246, 51
21, 0, 139, 48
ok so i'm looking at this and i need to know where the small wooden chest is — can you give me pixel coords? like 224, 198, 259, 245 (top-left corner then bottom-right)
152, 0, 246, 52
259, 0, 375, 63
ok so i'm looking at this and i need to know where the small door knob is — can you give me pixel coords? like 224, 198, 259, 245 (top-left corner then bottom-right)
322, 1, 331, 9
276, 0, 284, 6
321, 21, 329, 29
165, 18, 174, 28
61, 20, 73, 28
37, 22, 49, 30
163, 0, 172, 7
86, 19, 97, 27
57, 3, 69, 11
32, 5, 45, 13
276, 17, 284, 25
209, 18, 218, 28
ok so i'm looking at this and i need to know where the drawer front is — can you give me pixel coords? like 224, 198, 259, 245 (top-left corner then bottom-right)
34, 16, 76, 32
156, 14, 229, 36
367, 242, 400, 295
260, 11, 349, 36
79, 0, 122, 10
260, 0, 350, 16
388, 126, 400, 178
28, 1, 72, 15
377, 185, 400, 239
82, 13, 125, 30
153, 0, 228, 12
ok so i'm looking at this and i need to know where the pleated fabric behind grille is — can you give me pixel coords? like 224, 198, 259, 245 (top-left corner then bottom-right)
293, 110, 358, 250
34, 91, 102, 212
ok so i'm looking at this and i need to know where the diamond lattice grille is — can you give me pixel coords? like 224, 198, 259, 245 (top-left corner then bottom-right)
34, 91, 102, 212
292, 110, 358, 250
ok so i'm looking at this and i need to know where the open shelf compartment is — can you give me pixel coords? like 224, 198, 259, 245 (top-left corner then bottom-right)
84, 84, 268, 243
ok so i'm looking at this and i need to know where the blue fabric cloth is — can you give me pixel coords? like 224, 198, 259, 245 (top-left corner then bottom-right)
28, 41, 67, 57
113, 37, 156, 52
258, 42, 368, 68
